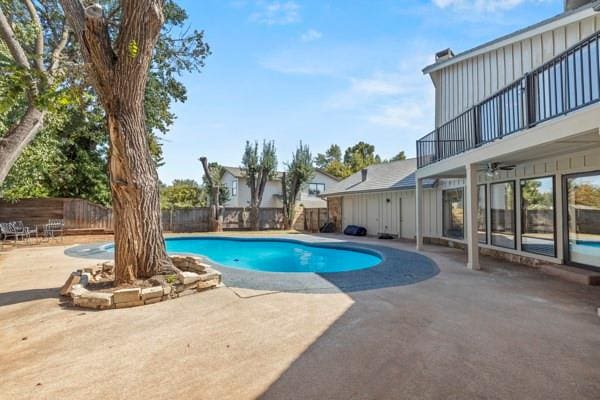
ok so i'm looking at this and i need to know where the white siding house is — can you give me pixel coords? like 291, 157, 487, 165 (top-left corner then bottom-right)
415, 0, 600, 272
220, 167, 339, 209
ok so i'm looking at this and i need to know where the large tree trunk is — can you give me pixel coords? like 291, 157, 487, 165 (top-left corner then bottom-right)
60, 0, 174, 284
107, 109, 171, 283
250, 206, 259, 231
0, 106, 45, 184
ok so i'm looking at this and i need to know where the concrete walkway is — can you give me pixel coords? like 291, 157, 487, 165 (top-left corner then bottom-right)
1, 234, 599, 399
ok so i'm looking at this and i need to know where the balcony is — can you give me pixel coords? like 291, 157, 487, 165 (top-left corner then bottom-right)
417, 30, 600, 168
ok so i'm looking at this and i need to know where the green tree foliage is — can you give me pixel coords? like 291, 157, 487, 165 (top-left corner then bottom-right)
160, 179, 203, 209
343, 141, 382, 172
316, 142, 408, 178
315, 144, 342, 169
315, 144, 351, 179
389, 151, 406, 161
0, 0, 209, 202
201, 162, 230, 205
241, 140, 277, 230
522, 180, 553, 209
282, 142, 314, 228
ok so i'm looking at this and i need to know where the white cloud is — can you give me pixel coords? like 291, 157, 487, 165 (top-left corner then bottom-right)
250, 1, 300, 25
300, 29, 322, 42
432, 0, 545, 12
324, 51, 436, 130
368, 103, 428, 128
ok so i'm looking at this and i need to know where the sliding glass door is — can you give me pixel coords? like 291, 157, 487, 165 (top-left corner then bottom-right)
443, 188, 464, 239
565, 172, 600, 270
521, 177, 555, 257
491, 181, 516, 249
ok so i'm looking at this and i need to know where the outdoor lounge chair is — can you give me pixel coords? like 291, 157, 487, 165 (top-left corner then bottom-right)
0, 222, 25, 243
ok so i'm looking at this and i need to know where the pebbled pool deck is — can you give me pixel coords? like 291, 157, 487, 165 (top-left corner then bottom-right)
64, 235, 440, 293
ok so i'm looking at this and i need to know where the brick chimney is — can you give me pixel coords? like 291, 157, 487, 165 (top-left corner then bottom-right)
361, 168, 368, 182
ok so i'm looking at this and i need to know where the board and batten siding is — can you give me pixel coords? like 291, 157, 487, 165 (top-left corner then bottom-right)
337, 179, 465, 240
433, 13, 600, 126
341, 191, 416, 239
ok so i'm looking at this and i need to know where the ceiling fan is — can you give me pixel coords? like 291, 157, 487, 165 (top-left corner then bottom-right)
483, 162, 516, 177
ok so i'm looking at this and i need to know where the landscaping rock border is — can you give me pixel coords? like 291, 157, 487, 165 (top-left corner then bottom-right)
62, 256, 222, 310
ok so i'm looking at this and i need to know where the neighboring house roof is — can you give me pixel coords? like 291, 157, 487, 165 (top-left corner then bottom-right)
322, 158, 436, 197
422, 1, 600, 74
222, 167, 340, 182
223, 166, 284, 180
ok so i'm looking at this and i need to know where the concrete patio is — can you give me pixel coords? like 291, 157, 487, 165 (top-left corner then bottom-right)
1, 233, 599, 399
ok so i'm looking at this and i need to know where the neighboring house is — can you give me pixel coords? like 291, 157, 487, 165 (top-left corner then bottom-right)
413, 0, 600, 272
220, 167, 339, 209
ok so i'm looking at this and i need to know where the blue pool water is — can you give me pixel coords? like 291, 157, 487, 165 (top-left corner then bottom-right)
108, 237, 382, 273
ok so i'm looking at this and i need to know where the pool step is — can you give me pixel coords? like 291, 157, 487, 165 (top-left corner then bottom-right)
539, 264, 600, 286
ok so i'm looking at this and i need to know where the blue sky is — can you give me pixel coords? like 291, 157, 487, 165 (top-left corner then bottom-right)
158, 0, 564, 184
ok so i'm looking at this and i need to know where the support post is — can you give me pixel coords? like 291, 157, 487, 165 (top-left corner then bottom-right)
465, 163, 480, 270
416, 177, 424, 251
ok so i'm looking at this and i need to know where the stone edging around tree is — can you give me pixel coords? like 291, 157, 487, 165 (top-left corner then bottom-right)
60, 255, 222, 310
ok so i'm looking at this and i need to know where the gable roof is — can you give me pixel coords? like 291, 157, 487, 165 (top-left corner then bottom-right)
222, 167, 340, 181
322, 158, 436, 197
423, 1, 600, 75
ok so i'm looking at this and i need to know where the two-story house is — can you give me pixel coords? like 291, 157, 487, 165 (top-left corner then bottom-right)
220, 167, 339, 209
414, 0, 600, 273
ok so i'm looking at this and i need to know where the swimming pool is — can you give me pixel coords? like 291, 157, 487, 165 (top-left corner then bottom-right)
106, 237, 383, 273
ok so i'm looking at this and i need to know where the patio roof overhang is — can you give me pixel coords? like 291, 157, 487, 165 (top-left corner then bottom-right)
415, 102, 600, 179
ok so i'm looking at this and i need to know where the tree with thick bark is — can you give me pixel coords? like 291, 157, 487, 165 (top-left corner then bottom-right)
0, 0, 72, 184
0, 1, 209, 205
58, 0, 177, 283
281, 142, 313, 229
241, 140, 277, 231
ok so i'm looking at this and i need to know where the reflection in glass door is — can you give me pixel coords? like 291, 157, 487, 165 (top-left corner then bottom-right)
565, 172, 600, 269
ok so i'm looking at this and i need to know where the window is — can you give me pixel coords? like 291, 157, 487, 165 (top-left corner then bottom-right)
491, 181, 516, 249
478, 185, 487, 244
231, 180, 238, 197
566, 172, 600, 269
443, 188, 464, 239
521, 177, 555, 257
308, 183, 325, 196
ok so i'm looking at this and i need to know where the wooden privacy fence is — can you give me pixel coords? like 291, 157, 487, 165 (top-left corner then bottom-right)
293, 207, 329, 232
162, 207, 286, 232
0, 198, 113, 233
0, 198, 330, 233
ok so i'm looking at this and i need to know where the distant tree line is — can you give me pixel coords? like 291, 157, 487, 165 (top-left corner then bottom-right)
315, 142, 406, 179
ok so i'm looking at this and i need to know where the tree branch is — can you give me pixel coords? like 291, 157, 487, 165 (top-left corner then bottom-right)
60, 0, 116, 101
0, 5, 31, 69
49, 25, 70, 74
23, 0, 45, 71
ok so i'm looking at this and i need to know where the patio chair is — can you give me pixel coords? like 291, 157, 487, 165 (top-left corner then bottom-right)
0, 222, 25, 244
44, 219, 65, 240
13, 221, 36, 242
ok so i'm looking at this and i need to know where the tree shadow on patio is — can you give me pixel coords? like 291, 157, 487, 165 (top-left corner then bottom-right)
0, 287, 60, 307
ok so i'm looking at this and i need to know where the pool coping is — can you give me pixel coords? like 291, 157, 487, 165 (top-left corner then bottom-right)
64, 235, 440, 293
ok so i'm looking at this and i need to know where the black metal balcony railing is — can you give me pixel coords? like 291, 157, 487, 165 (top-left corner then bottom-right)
417, 30, 600, 168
